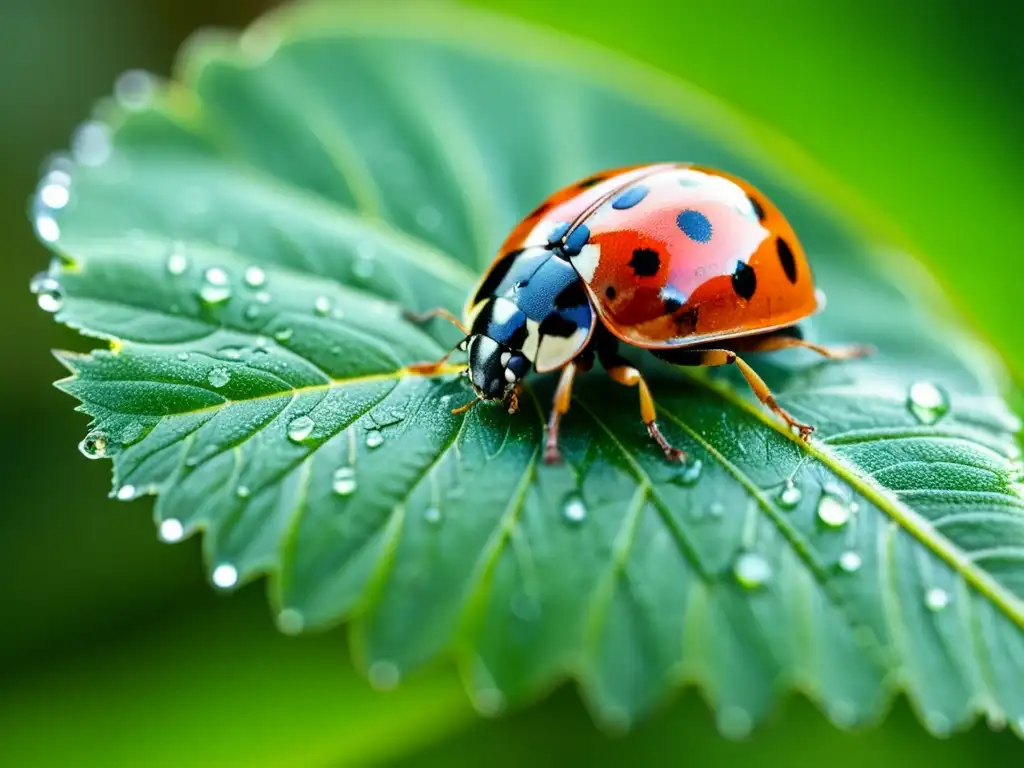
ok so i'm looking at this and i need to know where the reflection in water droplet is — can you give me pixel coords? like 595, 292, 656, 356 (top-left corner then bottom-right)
35, 215, 60, 243
277, 608, 305, 635
838, 551, 863, 573
365, 430, 384, 449
314, 296, 332, 316
817, 493, 852, 528
159, 518, 185, 543
733, 552, 772, 589
207, 367, 231, 388
368, 660, 401, 691
71, 121, 113, 167
424, 507, 442, 524
332, 467, 357, 496
116, 484, 136, 501
200, 267, 231, 305
908, 381, 950, 425
243, 265, 266, 288
212, 564, 239, 589
114, 69, 155, 110
777, 480, 802, 509
287, 415, 315, 443
562, 494, 587, 525
925, 587, 950, 611
78, 431, 107, 459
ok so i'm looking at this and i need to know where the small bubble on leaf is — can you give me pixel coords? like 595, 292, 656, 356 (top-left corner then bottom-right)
243, 265, 266, 288
424, 507, 442, 524
838, 551, 863, 573
925, 587, 950, 611
207, 367, 231, 388
908, 381, 950, 425
212, 564, 239, 589
562, 494, 587, 525
332, 467, 357, 496
287, 415, 315, 443
365, 430, 384, 449
314, 296, 332, 316
734, 552, 772, 589
777, 480, 802, 509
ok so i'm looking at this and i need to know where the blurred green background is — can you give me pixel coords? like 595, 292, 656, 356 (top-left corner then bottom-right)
2, 0, 1023, 765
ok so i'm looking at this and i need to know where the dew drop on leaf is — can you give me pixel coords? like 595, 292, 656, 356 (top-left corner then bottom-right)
159, 518, 185, 543
365, 430, 384, 449
116, 484, 136, 501
332, 466, 357, 496
277, 608, 305, 635
211, 563, 238, 589
925, 587, 951, 611
70, 121, 112, 167
34, 215, 60, 243
78, 430, 107, 459
287, 415, 315, 443
423, 507, 442, 524
243, 265, 266, 288
353, 243, 376, 279
368, 660, 401, 691
39, 172, 71, 209
838, 550, 863, 573
243, 304, 263, 322
733, 552, 772, 589
673, 458, 703, 486
207, 367, 231, 388
708, 501, 725, 518
777, 480, 802, 509
274, 327, 294, 343
908, 381, 950, 425
314, 296, 332, 316
817, 492, 852, 528
255, 290, 272, 304
717, 705, 754, 739
30, 273, 64, 312
176, 352, 190, 361
199, 267, 231, 305
562, 494, 587, 525
114, 69, 155, 111
236, 485, 251, 499
166, 243, 189, 275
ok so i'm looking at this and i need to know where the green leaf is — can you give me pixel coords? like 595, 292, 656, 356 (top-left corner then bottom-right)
31, 0, 1024, 737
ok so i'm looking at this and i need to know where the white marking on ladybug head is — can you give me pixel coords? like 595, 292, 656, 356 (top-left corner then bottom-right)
500, 351, 511, 367
570, 243, 600, 283
521, 318, 541, 362
490, 297, 519, 326
504, 367, 517, 383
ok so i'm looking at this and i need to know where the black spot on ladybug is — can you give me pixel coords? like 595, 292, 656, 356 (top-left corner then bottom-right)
731, 261, 757, 300
577, 174, 605, 189
776, 238, 798, 283
554, 280, 588, 309
605, 285, 617, 300
663, 297, 683, 314
749, 195, 766, 222
539, 313, 578, 339
628, 247, 661, 277
472, 249, 522, 306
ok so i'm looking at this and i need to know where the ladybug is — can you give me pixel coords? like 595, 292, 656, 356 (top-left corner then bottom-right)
407, 163, 870, 464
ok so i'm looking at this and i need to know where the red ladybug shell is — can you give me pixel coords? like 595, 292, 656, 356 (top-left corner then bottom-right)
491, 163, 820, 349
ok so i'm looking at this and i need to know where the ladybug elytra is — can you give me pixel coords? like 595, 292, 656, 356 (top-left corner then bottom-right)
407, 163, 871, 464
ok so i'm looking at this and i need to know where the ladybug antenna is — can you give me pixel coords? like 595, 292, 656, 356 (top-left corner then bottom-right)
451, 394, 483, 416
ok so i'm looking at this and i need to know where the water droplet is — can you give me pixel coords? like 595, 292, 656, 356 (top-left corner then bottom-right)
207, 367, 231, 388
673, 458, 703, 486
734, 552, 772, 589
314, 295, 332, 316
236, 485, 251, 499
416, 204, 443, 231
925, 587, 950, 611
353, 243, 376, 279
817, 493, 852, 528
562, 494, 587, 525
35, 215, 60, 243
708, 501, 725, 518
218, 347, 243, 361
71, 121, 112, 167
114, 69, 155, 110
718, 705, 754, 739
116, 484, 136, 501
474, 688, 505, 717
908, 381, 950, 425
166, 244, 188, 275
277, 608, 304, 634
30, 273, 64, 312
200, 267, 231, 305
274, 327, 293, 343
243, 265, 266, 288
838, 551, 863, 573
176, 352, 190, 361
212, 564, 239, 589
777, 480, 802, 509
332, 467, 357, 496
255, 290, 272, 304
365, 430, 384, 449
424, 507, 442, 524
368, 660, 400, 690
243, 304, 262, 322
159, 518, 185, 543
78, 431, 107, 459
39, 175, 71, 209
287, 415, 315, 443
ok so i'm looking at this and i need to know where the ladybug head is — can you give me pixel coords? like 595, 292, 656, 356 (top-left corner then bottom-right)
465, 334, 530, 410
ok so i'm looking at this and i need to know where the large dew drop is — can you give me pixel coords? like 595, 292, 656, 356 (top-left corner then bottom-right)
78, 430, 107, 460
365, 430, 384, 449
207, 367, 231, 388
159, 519, 185, 543
243, 265, 266, 288
777, 480, 802, 509
212, 564, 239, 589
907, 381, 950, 425
733, 552, 772, 589
30, 273, 64, 312
314, 296, 332, 316
817, 492, 852, 528
287, 415, 315, 443
199, 267, 231, 305
562, 494, 587, 526
332, 466, 357, 496
925, 587, 950, 612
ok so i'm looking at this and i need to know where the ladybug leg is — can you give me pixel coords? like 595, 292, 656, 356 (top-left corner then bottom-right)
402, 306, 469, 335
660, 347, 816, 440
544, 361, 579, 465
730, 326, 874, 360
605, 365, 686, 462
